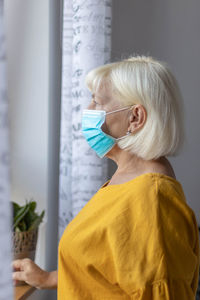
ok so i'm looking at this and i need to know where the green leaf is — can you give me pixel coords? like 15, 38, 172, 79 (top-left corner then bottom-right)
18, 220, 27, 231
12, 202, 21, 219
24, 206, 38, 229
29, 201, 37, 212
12, 199, 45, 232
13, 202, 31, 231
27, 210, 45, 231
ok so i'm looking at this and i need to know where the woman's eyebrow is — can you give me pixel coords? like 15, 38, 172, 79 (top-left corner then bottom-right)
93, 93, 106, 100
92, 93, 99, 99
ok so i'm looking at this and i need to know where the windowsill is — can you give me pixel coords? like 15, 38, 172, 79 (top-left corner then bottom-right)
14, 284, 36, 300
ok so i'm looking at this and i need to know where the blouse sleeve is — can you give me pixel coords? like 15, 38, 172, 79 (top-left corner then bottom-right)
89, 193, 199, 300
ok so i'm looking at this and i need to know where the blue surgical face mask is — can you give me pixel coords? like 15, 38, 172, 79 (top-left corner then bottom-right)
81, 105, 135, 158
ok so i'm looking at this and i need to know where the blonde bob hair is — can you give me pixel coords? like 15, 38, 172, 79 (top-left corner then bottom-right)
85, 55, 185, 161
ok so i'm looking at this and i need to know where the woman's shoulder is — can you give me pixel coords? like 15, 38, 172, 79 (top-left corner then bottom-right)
105, 172, 198, 251
100, 172, 195, 227
100, 171, 183, 196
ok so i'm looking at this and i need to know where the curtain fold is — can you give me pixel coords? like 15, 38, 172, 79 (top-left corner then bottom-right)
0, 0, 13, 298
59, 0, 112, 239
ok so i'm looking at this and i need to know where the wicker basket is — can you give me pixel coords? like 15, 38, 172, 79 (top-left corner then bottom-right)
12, 228, 38, 286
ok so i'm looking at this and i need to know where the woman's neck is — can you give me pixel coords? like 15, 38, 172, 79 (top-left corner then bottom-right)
107, 146, 176, 180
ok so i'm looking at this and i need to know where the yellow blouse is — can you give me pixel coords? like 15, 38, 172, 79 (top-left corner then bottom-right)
58, 172, 200, 299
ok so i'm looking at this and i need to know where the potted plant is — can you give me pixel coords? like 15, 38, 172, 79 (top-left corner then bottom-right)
11, 199, 45, 286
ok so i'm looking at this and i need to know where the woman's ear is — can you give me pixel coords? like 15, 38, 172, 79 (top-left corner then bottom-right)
128, 104, 147, 133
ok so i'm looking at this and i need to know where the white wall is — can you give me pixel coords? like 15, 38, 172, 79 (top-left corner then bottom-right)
4, 1, 50, 299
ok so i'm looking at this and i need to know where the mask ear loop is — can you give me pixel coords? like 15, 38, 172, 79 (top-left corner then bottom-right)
115, 129, 132, 141
106, 104, 136, 115
115, 105, 136, 141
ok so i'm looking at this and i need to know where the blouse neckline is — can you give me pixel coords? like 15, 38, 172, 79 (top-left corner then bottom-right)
100, 172, 183, 190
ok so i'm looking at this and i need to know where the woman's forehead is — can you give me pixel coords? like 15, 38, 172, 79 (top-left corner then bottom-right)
94, 80, 115, 99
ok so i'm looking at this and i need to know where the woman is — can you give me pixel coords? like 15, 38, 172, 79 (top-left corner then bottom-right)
12, 55, 200, 299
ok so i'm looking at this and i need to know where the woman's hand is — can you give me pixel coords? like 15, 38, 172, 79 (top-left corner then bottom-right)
12, 258, 57, 290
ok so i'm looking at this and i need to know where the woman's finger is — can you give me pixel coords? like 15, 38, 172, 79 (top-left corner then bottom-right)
12, 271, 26, 282
12, 259, 23, 270
13, 279, 22, 286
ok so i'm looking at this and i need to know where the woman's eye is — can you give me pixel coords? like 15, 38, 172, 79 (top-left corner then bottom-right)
93, 99, 98, 104
91, 95, 99, 105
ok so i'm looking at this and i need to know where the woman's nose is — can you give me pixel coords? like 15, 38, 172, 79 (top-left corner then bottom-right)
87, 102, 95, 110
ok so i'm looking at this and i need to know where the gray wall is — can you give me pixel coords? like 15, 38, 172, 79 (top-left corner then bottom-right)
109, 0, 200, 225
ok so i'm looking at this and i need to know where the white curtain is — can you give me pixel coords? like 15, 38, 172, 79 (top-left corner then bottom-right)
58, 0, 112, 239
0, 0, 13, 298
